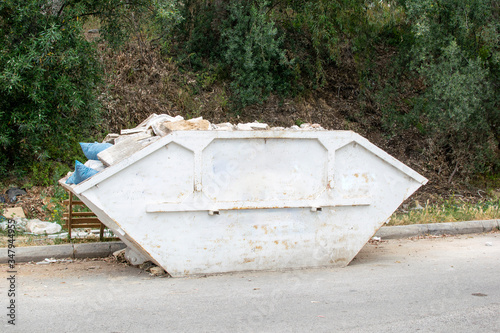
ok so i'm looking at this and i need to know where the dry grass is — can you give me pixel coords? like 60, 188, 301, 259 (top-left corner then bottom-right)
389, 196, 500, 226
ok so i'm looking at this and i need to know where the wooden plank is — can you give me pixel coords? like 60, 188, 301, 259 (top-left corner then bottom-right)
64, 189, 106, 237
135, 113, 158, 128
120, 127, 148, 135
63, 217, 102, 226
64, 224, 103, 229
63, 212, 96, 217
62, 200, 86, 206
63, 217, 102, 224
68, 192, 73, 238
100, 223, 105, 241
97, 135, 146, 167
115, 130, 152, 144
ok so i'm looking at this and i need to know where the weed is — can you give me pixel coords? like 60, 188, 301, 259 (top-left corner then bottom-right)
295, 119, 304, 126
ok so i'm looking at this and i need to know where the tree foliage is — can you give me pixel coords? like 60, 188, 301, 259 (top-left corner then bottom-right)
0, 0, 148, 181
164, 0, 369, 107
402, 0, 500, 173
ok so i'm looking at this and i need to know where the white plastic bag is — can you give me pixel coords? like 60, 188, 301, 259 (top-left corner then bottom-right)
26, 219, 62, 235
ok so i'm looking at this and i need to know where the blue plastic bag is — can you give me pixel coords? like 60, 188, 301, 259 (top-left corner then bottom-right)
66, 161, 99, 184
79, 142, 112, 160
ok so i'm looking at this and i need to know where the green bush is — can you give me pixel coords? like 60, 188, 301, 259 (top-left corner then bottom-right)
0, 0, 149, 182
376, 0, 500, 175
406, 0, 500, 174
220, 1, 293, 107
161, 0, 373, 107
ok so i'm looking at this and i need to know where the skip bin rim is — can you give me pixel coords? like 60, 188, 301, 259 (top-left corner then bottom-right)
63, 130, 428, 196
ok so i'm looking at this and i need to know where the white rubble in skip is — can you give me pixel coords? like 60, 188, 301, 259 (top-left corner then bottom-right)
95, 115, 325, 167
108, 113, 325, 141
64, 114, 326, 182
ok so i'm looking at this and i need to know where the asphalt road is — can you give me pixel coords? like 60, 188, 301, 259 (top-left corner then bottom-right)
2, 232, 499, 332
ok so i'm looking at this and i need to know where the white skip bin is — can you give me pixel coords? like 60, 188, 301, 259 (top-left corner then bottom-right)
60, 130, 427, 277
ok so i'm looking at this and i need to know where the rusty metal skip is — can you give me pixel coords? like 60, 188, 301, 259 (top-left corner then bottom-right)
60, 130, 427, 277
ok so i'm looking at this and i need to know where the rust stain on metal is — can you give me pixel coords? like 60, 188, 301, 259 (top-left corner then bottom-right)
243, 258, 255, 263
255, 246, 262, 251
362, 173, 370, 183
282, 240, 290, 250
274, 240, 279, 244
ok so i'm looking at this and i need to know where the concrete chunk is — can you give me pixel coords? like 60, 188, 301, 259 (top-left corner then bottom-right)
162, 119, 210, 132
214, 122, 234, 131
236, 122, 269, 130
248, 122, 269, 130
2, 207, 25, 219
236, 123, 253, 131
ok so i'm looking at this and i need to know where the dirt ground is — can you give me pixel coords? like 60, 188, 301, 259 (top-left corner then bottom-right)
2, 257, 143, 280
2, 232, 497, 278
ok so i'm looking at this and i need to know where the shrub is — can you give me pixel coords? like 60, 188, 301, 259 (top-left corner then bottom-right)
405, 0, 500, 174
220, 1, 293, 108
377, 0, 500, 175
0, 0, 149, 182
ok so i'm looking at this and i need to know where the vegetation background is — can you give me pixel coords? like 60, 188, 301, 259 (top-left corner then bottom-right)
0, 0, 499, 222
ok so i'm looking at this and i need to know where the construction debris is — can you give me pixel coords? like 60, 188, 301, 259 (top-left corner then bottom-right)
64, 114, 326, 183
97, 134, 155, 167
36, 258, 73, 265
2, 207, 26, 219
149, 266, 167, 276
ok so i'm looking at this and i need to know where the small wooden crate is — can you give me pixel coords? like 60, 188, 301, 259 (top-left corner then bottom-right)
63, 192, 105, 240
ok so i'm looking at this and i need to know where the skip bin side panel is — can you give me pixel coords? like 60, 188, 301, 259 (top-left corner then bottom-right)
126, 137, 423, 276
202, 138, 328, 202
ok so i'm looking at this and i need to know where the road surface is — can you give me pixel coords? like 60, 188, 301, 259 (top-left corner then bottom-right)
2, 232, 499, 332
